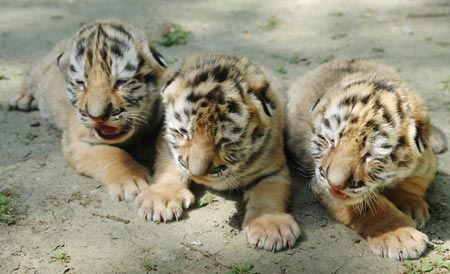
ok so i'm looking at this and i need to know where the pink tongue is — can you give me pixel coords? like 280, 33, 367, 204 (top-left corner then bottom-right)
330, 188, 348, 199
97, 125, 121, 135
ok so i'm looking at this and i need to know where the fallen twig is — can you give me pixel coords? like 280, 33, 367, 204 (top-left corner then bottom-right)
92, 213, 130, 224
180, 242, 231, 269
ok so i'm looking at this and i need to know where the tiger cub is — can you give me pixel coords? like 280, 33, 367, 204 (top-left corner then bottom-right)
9, 20, 169, 201
286, 59, 446, 260
135, 53, 301, 251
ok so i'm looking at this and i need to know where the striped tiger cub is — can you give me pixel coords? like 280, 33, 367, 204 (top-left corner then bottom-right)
135, 53, 301, 251
9, 20, 169, 201
286, 59, 446, 260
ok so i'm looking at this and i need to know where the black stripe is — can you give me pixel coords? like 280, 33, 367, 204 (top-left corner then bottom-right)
382, 110, 393, 125
339, 95, 358, 107
361, 94, 371, 105
310, 97, 321, 112
212, 65, 229, 83
398, 136, 406, 146
414, 126, 423, 153
174, 112, 181, 121
241, 164, 285, 191
323, 118, 331, 129
69, 65, 77, 73
187, 92, 202, 103
136, 53, 145, 71
86, 49, 93, 66
250, 125, 265, 143
123, 95, 140, 107
372, 81, 395, 92
150, 47, 167, 68
191, 71, 209, 86
110, 43, 124, 58
109, 23, 132, 40
124, 63, 137, 72
227, 100, 241, 114
136, 72, 157, 84
249, 82, 275, 117
75, 39, 85, 58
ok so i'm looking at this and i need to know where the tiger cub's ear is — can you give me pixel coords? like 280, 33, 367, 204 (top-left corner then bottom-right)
56, 51, 70, 73
249, 81, 276, 117
149, 45, 168, 69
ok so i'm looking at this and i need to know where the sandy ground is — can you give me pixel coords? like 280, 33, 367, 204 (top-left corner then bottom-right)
1, 0, 449, 273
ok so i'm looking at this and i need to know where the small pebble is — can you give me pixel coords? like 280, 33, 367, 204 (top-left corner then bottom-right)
30, 122, 40, 127
190, 241, 203, 246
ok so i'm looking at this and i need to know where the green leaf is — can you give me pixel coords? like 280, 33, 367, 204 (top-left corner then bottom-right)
403, 260, 413, 267
26, 132, 37, 141
243, 262, 254, 271
288, 56, 300, 64
437, 260, 450, 270
275, 67, 287, 75
157, 24, 191, 47
198, 193, 216, 207
320, 54, 335, 64
420, 259, 433, 272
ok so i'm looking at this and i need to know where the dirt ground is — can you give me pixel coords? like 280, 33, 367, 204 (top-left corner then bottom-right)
1, 0, 449, 273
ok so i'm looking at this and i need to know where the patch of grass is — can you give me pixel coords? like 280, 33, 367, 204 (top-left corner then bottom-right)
157, 23, 191, 47
227, 262, 257, 274
275, 66, 287, 75
26, 132, 37, 141
7, 105, 17, 111
50, 252, 70, 264
441, 76, 450, 91
404, 258, 450, 274
320, 54, 335, 64
434, 245, 449, 255
372, 47, 385, 53
0, 194, 12, 216
198, 193, 216, 207
331, 33, 348, 40
261, 16, 279, 31
143, 262, 157, 272
0, 74, 8, 80
288, 56, 301, 64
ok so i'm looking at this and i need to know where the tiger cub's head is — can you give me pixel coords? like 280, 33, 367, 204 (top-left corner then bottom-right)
57, 20, 168, 144
310, 77, 432, 205
162, 53, 281, 190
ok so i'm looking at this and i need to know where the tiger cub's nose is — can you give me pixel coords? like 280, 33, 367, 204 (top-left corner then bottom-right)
88, 113, 108, 123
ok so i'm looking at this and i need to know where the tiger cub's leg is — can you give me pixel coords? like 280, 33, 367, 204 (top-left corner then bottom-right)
320, 193, 428, 260
243, 166, 301, 251
8, 82, 37, 111
135, 135, 195, 222
62, 131, 150, 202
383, 176, 432, 228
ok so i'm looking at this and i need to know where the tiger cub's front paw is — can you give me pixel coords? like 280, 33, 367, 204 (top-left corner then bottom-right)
135, 184, 195, 222
368, 227, 429, 260
9, 89, 37, 110
104, 165, 150, 202
243, 213, 301, 252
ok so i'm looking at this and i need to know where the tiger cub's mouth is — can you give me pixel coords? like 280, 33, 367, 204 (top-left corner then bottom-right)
328, 187, 348, 199
94, 124, 132, 140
